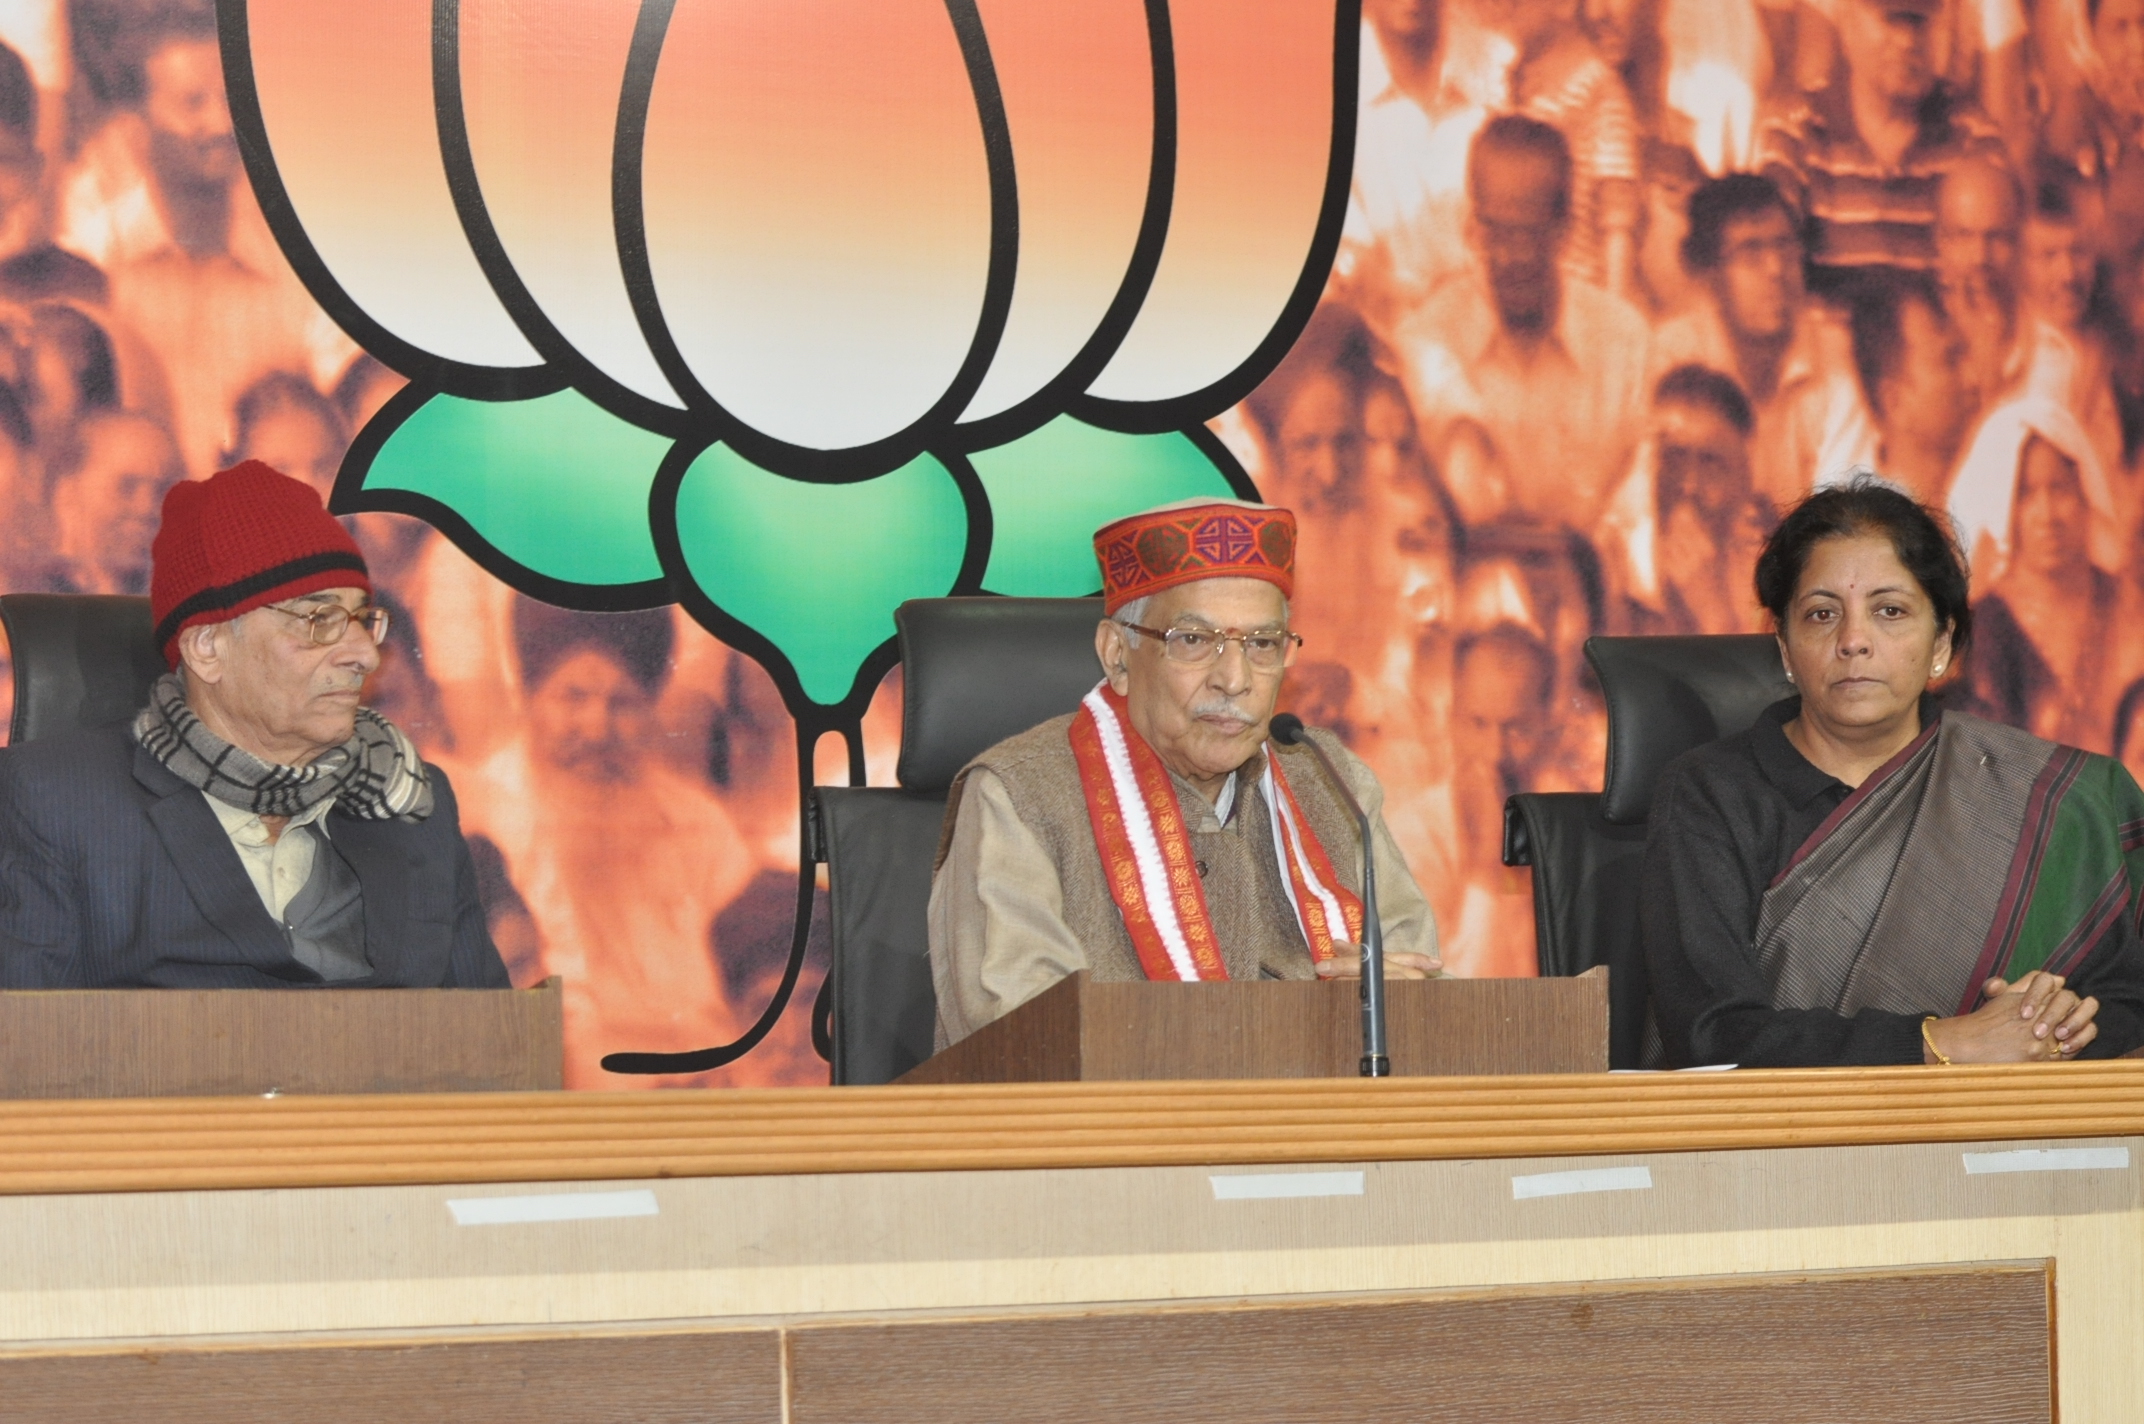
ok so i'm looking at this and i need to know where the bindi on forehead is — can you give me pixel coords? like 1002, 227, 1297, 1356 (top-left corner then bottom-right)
1797, 533, 1921, 586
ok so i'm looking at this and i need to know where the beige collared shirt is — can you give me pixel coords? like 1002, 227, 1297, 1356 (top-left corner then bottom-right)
201, 794, 337, 922
1393, 266, 1654, 528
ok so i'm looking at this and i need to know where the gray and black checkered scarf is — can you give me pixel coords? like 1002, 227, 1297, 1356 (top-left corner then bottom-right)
133, 672, 434, 822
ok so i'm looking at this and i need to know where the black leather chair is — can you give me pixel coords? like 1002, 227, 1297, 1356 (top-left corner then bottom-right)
813, 597, 1105, 1084
0, 593, 165, 745
1503, 634, 1791, 1067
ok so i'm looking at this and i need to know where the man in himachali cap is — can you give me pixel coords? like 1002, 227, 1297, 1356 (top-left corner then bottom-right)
0, 460, 510, 992
925, 497, 1441, 1051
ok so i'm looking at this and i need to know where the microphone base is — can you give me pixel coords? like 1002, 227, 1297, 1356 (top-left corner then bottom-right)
1359, 1055, 1391, 1078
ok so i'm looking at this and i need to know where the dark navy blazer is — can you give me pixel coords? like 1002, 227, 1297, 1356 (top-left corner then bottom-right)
0, 724, 509, 989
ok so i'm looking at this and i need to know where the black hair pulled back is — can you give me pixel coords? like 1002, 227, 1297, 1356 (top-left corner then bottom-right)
1753, 472, 1972, 652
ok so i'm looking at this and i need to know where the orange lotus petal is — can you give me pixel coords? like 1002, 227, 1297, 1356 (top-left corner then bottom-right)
458, 0, 683, 408
244, 0, 541, 370
638, 0, 998, 452
957, 0, 1155, 426
1085, 0, 1342, 405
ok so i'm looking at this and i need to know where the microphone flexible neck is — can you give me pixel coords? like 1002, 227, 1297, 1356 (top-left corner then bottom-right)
1268, 717, 1390, 1077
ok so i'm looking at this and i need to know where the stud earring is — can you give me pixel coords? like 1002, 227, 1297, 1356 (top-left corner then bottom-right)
1785, 670, 1795, 684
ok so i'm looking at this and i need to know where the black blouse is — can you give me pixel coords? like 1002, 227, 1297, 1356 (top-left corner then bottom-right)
1639, 698, 2144, 1067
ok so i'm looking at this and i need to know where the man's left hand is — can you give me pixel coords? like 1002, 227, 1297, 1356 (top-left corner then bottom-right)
1316, 950, 1442, 980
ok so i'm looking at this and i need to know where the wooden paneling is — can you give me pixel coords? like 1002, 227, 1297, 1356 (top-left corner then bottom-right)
1, 1061, 2142, 1196
900, 969, 1610, 1083
0, 1269, 2057, 1424
0, 1329, 780, 1424
789, 1267, 2054, 1424
0, 980, 562, 1099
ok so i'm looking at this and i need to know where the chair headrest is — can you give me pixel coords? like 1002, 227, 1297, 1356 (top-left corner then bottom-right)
1, 593, 165, 746
895, 598, 1106, 791
1588, 634, 1793, 824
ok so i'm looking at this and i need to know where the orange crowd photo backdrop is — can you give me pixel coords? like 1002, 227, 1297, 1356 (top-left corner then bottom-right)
0, 0, 2137, 1088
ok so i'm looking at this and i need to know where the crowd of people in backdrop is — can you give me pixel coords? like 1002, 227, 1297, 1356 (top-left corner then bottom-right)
1231, 0, 2144, 978
2, 0, 2143, 1074
0, 1, 827, 1087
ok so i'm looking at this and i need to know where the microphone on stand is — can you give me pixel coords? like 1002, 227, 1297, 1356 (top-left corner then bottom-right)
1267, 713, 1389, 1078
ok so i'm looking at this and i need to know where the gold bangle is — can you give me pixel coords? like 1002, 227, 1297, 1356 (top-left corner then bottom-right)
1921, 1016, 1953, 1066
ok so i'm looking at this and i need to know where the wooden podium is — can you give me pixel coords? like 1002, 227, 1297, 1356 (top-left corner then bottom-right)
0, 979, 564, 1098
900, 969, 1609, 1083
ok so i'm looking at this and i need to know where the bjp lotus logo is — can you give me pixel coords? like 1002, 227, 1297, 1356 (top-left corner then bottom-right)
222, 0, 1356, 721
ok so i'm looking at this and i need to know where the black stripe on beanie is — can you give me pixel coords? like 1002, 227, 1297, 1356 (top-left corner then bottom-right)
154, 551, 371, 651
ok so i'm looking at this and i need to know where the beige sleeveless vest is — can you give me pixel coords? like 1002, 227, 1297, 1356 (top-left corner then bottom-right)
939, 713, 1369, 980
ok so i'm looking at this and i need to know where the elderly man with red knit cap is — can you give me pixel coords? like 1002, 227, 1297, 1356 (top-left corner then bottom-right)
928, 498, 1440, 1048
0, 461, 507, 989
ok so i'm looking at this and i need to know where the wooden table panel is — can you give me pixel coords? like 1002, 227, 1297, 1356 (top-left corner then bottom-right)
788, 1266, 2053, 1424
0, 1329, 780, 1424
0, 981, 562, 1099
0, 1267, 2058, 1424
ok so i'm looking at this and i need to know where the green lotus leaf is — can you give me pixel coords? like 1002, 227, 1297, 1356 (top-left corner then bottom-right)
672, 446, 969, 706
967, 417, 1240, 597
359, 389, 668, 588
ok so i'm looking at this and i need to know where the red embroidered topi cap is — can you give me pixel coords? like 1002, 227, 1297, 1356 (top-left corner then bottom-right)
150, 460, 371, 668
1092, 497, 1296, 615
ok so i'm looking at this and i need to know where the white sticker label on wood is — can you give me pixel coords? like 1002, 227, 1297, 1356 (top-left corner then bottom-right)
1209, 1171, 1365, 1200
1961, 1148, 2131, 1176
1511, 1166, 1654, 1201
446, 1189, 660, 1225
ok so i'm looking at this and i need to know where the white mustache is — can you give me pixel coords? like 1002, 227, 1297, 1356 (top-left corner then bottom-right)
1189, 696, 1261, 724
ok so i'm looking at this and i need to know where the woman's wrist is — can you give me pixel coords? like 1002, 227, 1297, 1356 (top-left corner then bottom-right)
1921, 1015, 1955, 1066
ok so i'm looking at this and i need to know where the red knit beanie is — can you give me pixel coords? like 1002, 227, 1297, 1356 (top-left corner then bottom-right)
150, 460, 372, 668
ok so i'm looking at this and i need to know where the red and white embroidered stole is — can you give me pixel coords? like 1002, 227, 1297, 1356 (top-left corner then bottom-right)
1068, 684, 1365, 980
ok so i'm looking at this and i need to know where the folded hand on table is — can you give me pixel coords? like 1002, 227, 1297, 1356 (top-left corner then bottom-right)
1923, 971, 2099, 1064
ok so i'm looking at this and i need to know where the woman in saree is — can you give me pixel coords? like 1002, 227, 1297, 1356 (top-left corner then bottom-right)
1641, 475, 2144, 1067
1949, 398, 2133, 747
